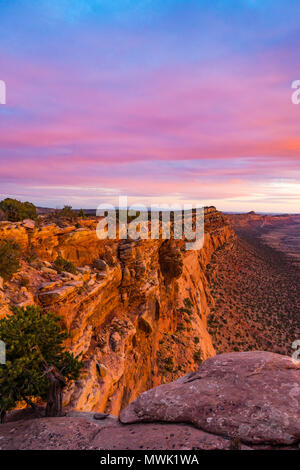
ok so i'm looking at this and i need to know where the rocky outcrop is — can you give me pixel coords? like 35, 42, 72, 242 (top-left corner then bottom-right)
1, 351, 299, 450
120, 351, 300, 446
227, 211, 300, 230
0, 208, 235, 415
0, 414, 249, 450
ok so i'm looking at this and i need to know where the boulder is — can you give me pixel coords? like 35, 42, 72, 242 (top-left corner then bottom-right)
120, 351, 300, 445
96, 363, 107, 378
39, 281, 62, 292
41, 267, 57, 275
138, 315, 153, 334
109, 331, 121, 352
93, 259, 108, 271
38, 285, 76, 305
22, 219, 35, 229
93, 412, 109, 420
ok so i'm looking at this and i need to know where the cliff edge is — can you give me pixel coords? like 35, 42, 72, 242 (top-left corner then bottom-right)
0, 207, 234, 415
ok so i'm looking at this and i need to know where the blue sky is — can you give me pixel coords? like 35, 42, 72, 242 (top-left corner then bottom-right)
0, 0, 299, 211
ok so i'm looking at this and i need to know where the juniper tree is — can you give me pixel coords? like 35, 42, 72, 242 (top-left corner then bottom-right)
0, 239, 21, 281
0, 198, 36, 222
0, 305, 83, 422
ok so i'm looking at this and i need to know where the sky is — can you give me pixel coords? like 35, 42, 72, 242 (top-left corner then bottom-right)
0, 0, 299, 212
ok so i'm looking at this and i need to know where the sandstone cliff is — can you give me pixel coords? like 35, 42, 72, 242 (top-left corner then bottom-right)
227, 210, 300, 230
0, 207, 234, 414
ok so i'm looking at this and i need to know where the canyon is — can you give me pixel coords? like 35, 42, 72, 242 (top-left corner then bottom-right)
0, 207, 299, 429
0, 207, 234, 415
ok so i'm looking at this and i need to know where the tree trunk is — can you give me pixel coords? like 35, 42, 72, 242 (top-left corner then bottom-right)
0, 410, 6, 424
21, 394, 41, 417
45, 366, 66, 417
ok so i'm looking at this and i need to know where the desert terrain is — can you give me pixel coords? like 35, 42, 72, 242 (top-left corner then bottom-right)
206, 212, 300, 355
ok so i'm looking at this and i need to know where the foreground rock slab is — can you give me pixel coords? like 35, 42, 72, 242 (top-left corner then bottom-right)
0, 417, 102, 450
120, 351, 300, 445
0, 416, 247, 450
91, 422, 246, 450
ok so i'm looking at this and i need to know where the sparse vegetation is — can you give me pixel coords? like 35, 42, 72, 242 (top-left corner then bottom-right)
53, 256, 77, 275
60, 205, 77, 219
184, 297, 193, 309
0, 198, 36, 222
178, 307, 192, 316
78, 209, 86, 219
0, 239, 21, 281
0, 305, 83, 421
164, 357, 174, 372
45, 205, 79, 226
207, 229, 300, 355
193, 350, 203, 364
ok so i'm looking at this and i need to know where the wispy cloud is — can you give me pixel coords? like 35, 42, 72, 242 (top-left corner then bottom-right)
0, 0, 299, 212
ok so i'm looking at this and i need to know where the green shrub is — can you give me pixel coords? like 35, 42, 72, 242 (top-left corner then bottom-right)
60, 205, 77, 220
0, 305, 83, 419
193, 350, 203, 364
53, 256, 77, 275
0, 198, 36, 222
0, 239, 21, 281
78, 209, 86, 219
164, 357, 174, 372
184, 297, 193, 309
178, 307, 192, 316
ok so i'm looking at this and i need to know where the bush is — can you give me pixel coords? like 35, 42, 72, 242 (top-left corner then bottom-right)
60, 206, 77, 220
78, 209, 86, 219
45, 206, 78, 226
0, 198, 36, 222
53, 256, 77, 275
0, 239, 21, 281
184, 298, 193, 309
164, 357, 174, 372
193, 350, 203, 364
0, 305, 83, 420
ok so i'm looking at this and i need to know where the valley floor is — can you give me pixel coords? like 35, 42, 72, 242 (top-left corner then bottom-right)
260, 221, 300, 267
207, 227, 300, 355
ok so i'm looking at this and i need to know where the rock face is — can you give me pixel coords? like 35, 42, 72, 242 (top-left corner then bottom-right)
0, 208, 234, 415
120, 351, 300, 445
